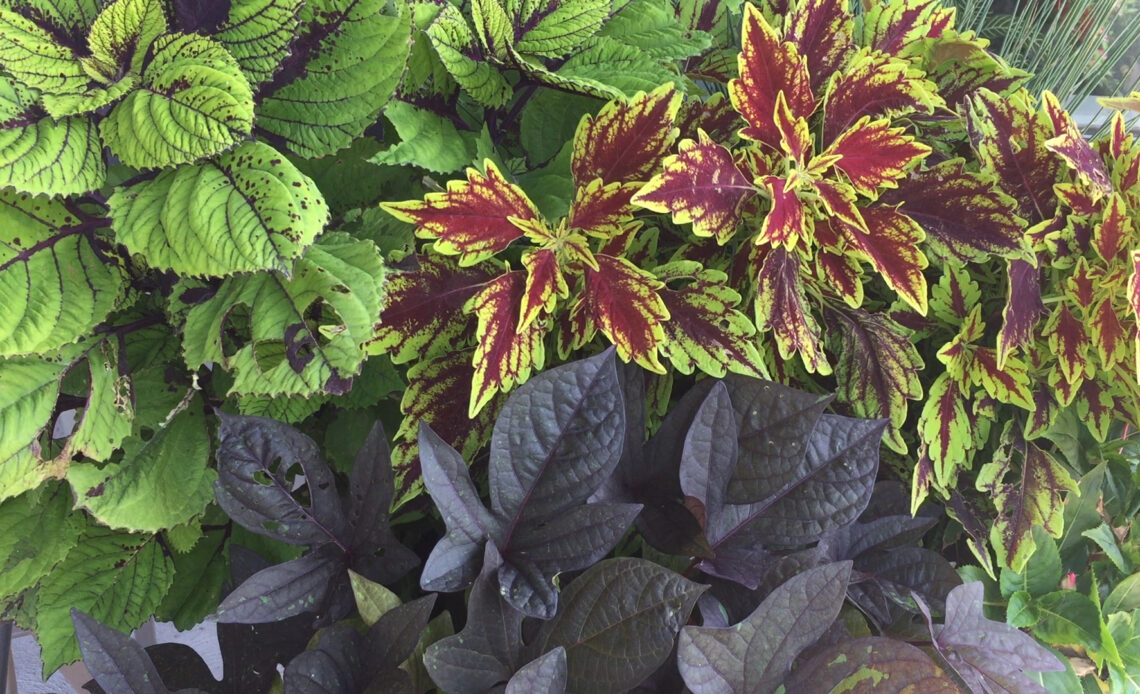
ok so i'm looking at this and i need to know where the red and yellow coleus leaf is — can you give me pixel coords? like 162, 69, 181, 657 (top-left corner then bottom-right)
1064, 257, 1096, 310
773, 90, 814, 165
821, 116, 930, 198
929, 263, 981, 325
822, 48, 941, 143
786, 0, 855, 92
678, 93, 744, 143
367, 255, 498, 363
520, 248, 567, 330
918, 372, 972, 489
881, 159, 1026, 263
858, 0, 954, 58
997, 259, 1045, 367
567, 178, 642, 238
730, 2, 814, 149
966, 88, 1061, 224
758, 174, 809, 249
381, 160, 543, 265
654, 261, 768, 378
572, 83, 682, 185
1041, 303, 1092, 386
1131, 250, 1140, 377
844, 206, 929, 314
754, 247, 830, 374
1093, 193, 1131, 263
1042, 91, 1113, 200
814, 218, 864, 307
1091, 298, 1129, 370
582, 254, 670, 372
466, 271, 548, 416
826, 304, 923, 453
1075, 379, 1116, 442
632, 130, 756, 244
969, 348, 1034, 410
936, 304, 983, 381
918, 31, 1029, 110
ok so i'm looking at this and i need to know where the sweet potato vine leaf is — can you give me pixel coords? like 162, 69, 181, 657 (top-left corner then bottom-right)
678, 562, 853, 694
419, 350, 640, 618
784, 637, 960, 693
72, 609, 209, 694
109, 141, 329, 278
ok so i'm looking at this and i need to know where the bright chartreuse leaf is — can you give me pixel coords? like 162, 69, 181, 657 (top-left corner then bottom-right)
598, 0, 712, 61
0, 8, 88, 95
215, 0, 303, 86
0, 483, 82, 605
0, 76, 108, 195
100, 33, 254, 169
68, 398, 214, 533
108, 140, 329, 277
254, 0, 411, 158
65, 340, 134, 462
85, 0, 168, 82
0, 191, 124, 356
373, 100, 481, 173
508, 0, 609, 59
181, 233, 387, 397
34, 525, 174, 674
424, 3, 511, 108
41, 76, 138, 119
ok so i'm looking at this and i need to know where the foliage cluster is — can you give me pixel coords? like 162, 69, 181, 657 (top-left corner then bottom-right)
0, 0, 1139, 691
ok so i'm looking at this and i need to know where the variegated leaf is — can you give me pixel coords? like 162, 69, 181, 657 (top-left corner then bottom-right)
918, 373, 971, 490
845, 206, 928, 314
1091, 298, 1129, 370
467, 271, 548, 416
583, 254, 670, 372
929, 263, 981, 325
758, 174, 808, 249
1042, 91, 1112, 199
822, 116, 930, 198
632, 131, 756, 244
520, 248, 567, 329
858, 0, 954, 57
754, 247, 830, 374
381, 160, 543, 265
969, 348, 1034, 411
655, 262, 767, 378
1092, 193, 1130, 263
572, 83, 682, 185
822, 48, 940, 143
567, 178, 641, 238
917, 32, 1028, 109
997, 259, 1045, 367
786, 0, 855, 92
729, 3, 813, 148
1075, 379, 1115, 442
1042, 303, 1091, 386
1130, 250, 1140, 376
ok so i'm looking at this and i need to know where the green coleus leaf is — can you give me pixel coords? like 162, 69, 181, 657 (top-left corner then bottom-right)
424, 2, 511, 108
100, 33, 255, 169
181, 233, 386, 397
655, 261, 767, 379
85, 0, 168, 81
215, 0, 304, 86
65, 340, 134, 462
255, 0, 411, 158
598, 0, 711, 61
67, 399, 215, 533
0, 7, 89, 95
507, 0, 609, 59
544, 36, 679, 98
0, 191, 124, 357
0, 355, 67, 500
0, 76, 107, 195
976, 427, 1078, 571
108, 140, 328, 277
35, 525, 175, 674
41, 76, 137, 119
0, 483, 82, 606
372, 100, 482, 174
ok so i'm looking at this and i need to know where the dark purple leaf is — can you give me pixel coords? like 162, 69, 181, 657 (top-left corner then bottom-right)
215, 617, 314, 693
365, 595, 438, 673
849, 547, 961, 627
678, 562, 853, 694
418, 423, 503, 592
347, 421, 418, 583
72, 610, 178, 694
284, 623, 365, 694
784, 637, 960, 693
926, 582, 1064, 694
139, 644, 220, 694
537, 559, 707, 694
216, 546, 347, 623
173, 0, 231, 34
505, 648, 567, 694
678, 382, 738, 528
826, 515, 938, 560
215, 413, 347, 547
425, 547, 526, 694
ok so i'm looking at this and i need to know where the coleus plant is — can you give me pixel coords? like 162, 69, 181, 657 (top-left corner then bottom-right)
67, 352, 1065, 694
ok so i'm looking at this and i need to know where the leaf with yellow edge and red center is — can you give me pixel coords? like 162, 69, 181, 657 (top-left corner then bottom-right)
1076, 379, 1116, 442
1131, 251, 1140, 374
976, 428, 1076, 572
821, 116, 930, 198
969, 348, 1034, 410
367, 255, 498, 364
997, 259, 1045, 367
678, 93, 745, 143
1025, 387, 1058, 439
466, 271, 549, 416
935, 306, 981, 382
555, 292, 594, 359
813, 218, 864, 307
881, 159, 1026, 263
821, 49, 941, 143
1065, 257, 1096, 310
918, 373, 972, 490
1097, 112, 1133, 160
520, 248, 567, 330
773, 91, 813, 165
758, 174, 809, 249
567, 178, 641, 238
965, 89, 1061, 224
1042, 303, 1092, 386
1041, 91, 1113, 199
1091, 298, 1129, 370
1093, 193, 1131, 263
917, 32, 1029, 110
582, 254, 669, 372
930, 264, 981, 325
858, 0, 954, 58
729, 3, 814, 149
380, 160, 543, 265
835, 205, 929, 314
571, 83, 682, 186
653, 261, 767, 378
754, 247, 831, 374
825, 303, 923, 453
786, 0, 855, 92
632, 131, 756, 245
1054, 182, 1100, 216
392, 350, 502, 507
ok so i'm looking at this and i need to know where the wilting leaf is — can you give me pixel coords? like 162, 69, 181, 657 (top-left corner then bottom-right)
1041, 91, 1112, 198
678, 562, 852, 694
572, 83, 681, 185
